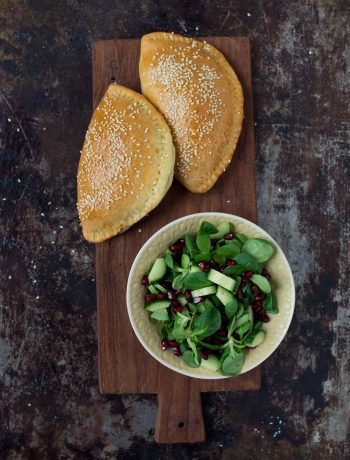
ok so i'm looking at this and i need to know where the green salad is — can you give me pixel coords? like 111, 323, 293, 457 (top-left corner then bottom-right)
141, 221, 278, 376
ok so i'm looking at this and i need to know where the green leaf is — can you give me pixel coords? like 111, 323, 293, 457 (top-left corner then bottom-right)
151, 309, 169, 321
215, 243, 241, 259
165, 253, 174, 269
253, 320, 263, 331
221, 351, 245, 376
181, 253, 190, 269
223, 264, 245, 276
234, 252, 259, 272
236, 234, 248, 244
193, 252, 212, 263
192, 306, 221, 339
179, 341, 188, 353
185, 234, 198, 257
235, 321, 251, 336
250, 274, 271, 293
182, 350, 200, 368
172, 273, 186, 290
187, 338, 201, 366
199, 221, 218, 235
263, 292, 279, 313
224, 299, 238, 319
243, 238, 274, 263
183, 272, 213, 290
227, 316, 236, 337
196, 233, 211, 253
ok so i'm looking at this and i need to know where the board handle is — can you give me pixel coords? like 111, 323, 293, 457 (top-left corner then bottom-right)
155, 376, 205, 443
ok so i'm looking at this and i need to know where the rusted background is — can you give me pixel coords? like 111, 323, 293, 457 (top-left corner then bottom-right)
0, 1, 349, 459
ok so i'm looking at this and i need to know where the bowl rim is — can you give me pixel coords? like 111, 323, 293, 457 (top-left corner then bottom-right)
126, 212, 295, 379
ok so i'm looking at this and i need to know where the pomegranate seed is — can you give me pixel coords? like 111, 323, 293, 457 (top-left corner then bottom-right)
167, 289, 176, 300
209, 259, 219, 269
200, 349, 209, 360
172, 346, 181, 356
261, 315, 270, 323
226, 259, 236, 266
251, 285, 259, 294
220, 266, 226, 272
185, 290, 192, 301
255, 294, 265, 302
175, 289, 182, 296
156, 293, 166, 300
224, 232, 234, 240
193, 296, 203, 304
169, 340, 178, 346
145, 294, 156, 303
204, 336, 213, 343
211, 239, 218, 246
217, 329, 227, 337
244, 271, 253, 279
221, 314, 228, 322
172, 305, 184, 313
262, 269, 271, 281
232, 332, 240, 340
212, 339, 222, 345
170, 243, 183, 252
179, 239, 185, 246
241, 278, 248, 286
236, 290, 243, 300
198, 261, 209, 272
141, 275, 149, 286
161, 339, 169, 350
160, 281, 171, 289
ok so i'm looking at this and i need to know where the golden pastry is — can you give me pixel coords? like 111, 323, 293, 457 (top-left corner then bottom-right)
139, 32, 244, 193
77, 83, 175, 243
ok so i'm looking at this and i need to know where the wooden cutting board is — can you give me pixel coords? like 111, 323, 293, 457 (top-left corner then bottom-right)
93, 36, 260, 444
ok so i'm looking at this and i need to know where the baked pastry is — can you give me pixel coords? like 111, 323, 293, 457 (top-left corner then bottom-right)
139, 32, 244, 193
77, 83, 175, 243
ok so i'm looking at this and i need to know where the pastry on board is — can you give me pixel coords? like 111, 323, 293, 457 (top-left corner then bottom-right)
139, 32, 244, 193
77, 83, 175, 243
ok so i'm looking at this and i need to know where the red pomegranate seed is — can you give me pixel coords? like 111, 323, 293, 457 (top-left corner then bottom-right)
251, 284, 259, 294
232, 332, 240, 340
145, 294, 156, 303
236, 290, 244, 300
255, 294, 265, 302
161, 339, 169, 350
200, 349, 209, 360
261, 315, 270, 323
209, 259, 219, 269
217, 329, 227, 337
224, 232, 234, 240
141, 275, 149, 286
220, 266, 226, 272
198, 261, 209, 272
170, 243, 183, 252
169, 340, 178, 347
167, 289, 176, 300
173, 347, 182, 356
226, 259, 236, 266
241, 278, 248, 286
262, 269, 271, 281
179, 239, 186, 246
185, 290, 192, 301
221, 314, 228, 322
193, 296, 203, 304
211, 239, 218, 246
175, 289, 182, 296
244, 271, 253, 279
156, 293, 166, 300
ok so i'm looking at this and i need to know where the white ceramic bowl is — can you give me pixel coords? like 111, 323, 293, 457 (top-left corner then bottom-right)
126, 212, 295, 379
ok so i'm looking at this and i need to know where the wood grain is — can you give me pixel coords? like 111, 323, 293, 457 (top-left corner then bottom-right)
93, 36, 259, 443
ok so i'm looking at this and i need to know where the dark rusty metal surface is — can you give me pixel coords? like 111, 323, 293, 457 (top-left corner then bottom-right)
0, 1, 349, 458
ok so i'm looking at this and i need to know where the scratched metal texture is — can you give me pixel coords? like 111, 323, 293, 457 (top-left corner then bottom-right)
0, 0, 349, 459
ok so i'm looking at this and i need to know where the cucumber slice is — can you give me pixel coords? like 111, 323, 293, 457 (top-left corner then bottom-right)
216, 286, 234, 306
244, 330, 266, 347
207, 269, 236, 291
209, 222, 232, 239
191, 286, 217, 298
145, 300, 171, 312
151, 309, 169, 321
200, 354, 220, 371
189, 265, 201, 273
148, 258, 167, 283
235, 313, 249, 328
178, 295, 187, 306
